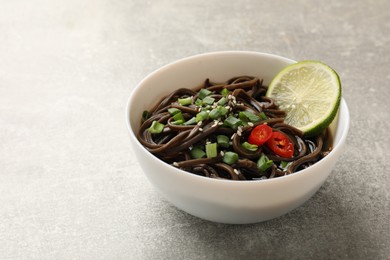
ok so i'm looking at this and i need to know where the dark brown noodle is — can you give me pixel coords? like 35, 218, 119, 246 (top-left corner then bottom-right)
137, 76, 332, 181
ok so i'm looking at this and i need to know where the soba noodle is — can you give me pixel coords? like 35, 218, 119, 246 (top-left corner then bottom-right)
137, 76, 332, 181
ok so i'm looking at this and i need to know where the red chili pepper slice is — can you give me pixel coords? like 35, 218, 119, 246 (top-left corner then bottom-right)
266, 131, 294, 158
248, 124, 273, 146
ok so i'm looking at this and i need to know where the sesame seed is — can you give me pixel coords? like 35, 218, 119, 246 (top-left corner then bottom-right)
199, 128, 203, 132
248, 122, 254, 127
233, 169, 240, 175
197, 121, 202, 126
231, 133, 236, 140
173, 162, 179, 167
225, 105, 231, 110
220, 151, 225, 156
237, 130, 242, 136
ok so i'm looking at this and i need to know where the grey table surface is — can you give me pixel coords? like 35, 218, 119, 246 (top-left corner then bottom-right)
1, 0, 389, 259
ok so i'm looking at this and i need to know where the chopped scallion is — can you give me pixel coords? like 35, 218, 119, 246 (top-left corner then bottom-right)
217, 135, 230, 148
242, 141, 258, 151
239, 111, 260, 122
217, 97, 228, 106
205, 143, 218, 158
202, 96, 215, 105
279, 161, 291, 170
223, 151, 239, 165
168, 108, 181, 115
190, 147, 206, 159
259, 112, 268, 120
257, 154, 273, 172
173, 112, 184, 122
148, 121, 165, 134
221, 88, 230, 97
172, 120, 184, 125
196, 111, 209, 122
195, 98, 203, 106
224, 115, 242, 129
209, 108, 222, 120
183, 117, 196, 125
142, 110, 150, 122
199, 89, 212, 99
178, 97, 192, 106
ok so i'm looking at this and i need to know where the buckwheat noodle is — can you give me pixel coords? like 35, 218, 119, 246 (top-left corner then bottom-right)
137, 76, 332, 180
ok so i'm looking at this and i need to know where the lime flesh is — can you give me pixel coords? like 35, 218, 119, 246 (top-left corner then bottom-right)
266, 60, 341, 136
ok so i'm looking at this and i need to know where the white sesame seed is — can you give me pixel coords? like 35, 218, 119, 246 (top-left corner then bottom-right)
220, 151, 225, 156
233, 100, 237, 104
233, 169, 240, 175
238, 126, 243, 132
199, 128, 203, 132
212, 121, 219, 127
197, 121, 202, 126
218, 122, 223, 125
225, 105, 230, 110
173, 162, 179, 167
248, 122, 254, 127
231, 133, 236, 140
237, 130, 242, 136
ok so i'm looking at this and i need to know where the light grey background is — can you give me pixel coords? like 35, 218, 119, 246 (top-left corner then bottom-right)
1, 0, 389, 259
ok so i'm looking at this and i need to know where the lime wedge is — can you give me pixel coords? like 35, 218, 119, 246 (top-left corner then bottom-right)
266, 60, 341, 136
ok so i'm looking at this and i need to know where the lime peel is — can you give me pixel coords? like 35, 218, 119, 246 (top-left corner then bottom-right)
266, 60, 341, 136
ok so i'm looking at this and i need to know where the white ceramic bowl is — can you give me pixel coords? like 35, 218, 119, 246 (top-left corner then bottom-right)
126, 51, 350, 224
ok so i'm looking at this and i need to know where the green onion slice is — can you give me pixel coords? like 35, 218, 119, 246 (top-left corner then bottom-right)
257, 154, 273, 172
148, 121, 165, 134
217, 135, 230, 148
178, 97, 192, 106
190, 147, 206, 159
202, 96, 215, 105
223, 151, 239, 165
205, 143, 218, 158
199, 89, 212, 99
224, 115, 242, 129
242, 141, 258, 151
168, 108, 181, 115
196, 111, 209, 122
239, 111, 260, 123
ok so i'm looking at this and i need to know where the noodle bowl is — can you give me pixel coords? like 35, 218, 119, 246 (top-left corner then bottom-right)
126, 51, 349, 223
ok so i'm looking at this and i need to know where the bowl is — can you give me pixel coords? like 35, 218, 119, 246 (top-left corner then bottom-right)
126, 51, 350, 224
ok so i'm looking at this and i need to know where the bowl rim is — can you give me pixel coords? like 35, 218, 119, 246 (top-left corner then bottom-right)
125, 50, 350, 186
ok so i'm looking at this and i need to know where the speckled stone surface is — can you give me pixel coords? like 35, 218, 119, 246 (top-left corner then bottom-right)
1, 0, 389, 259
